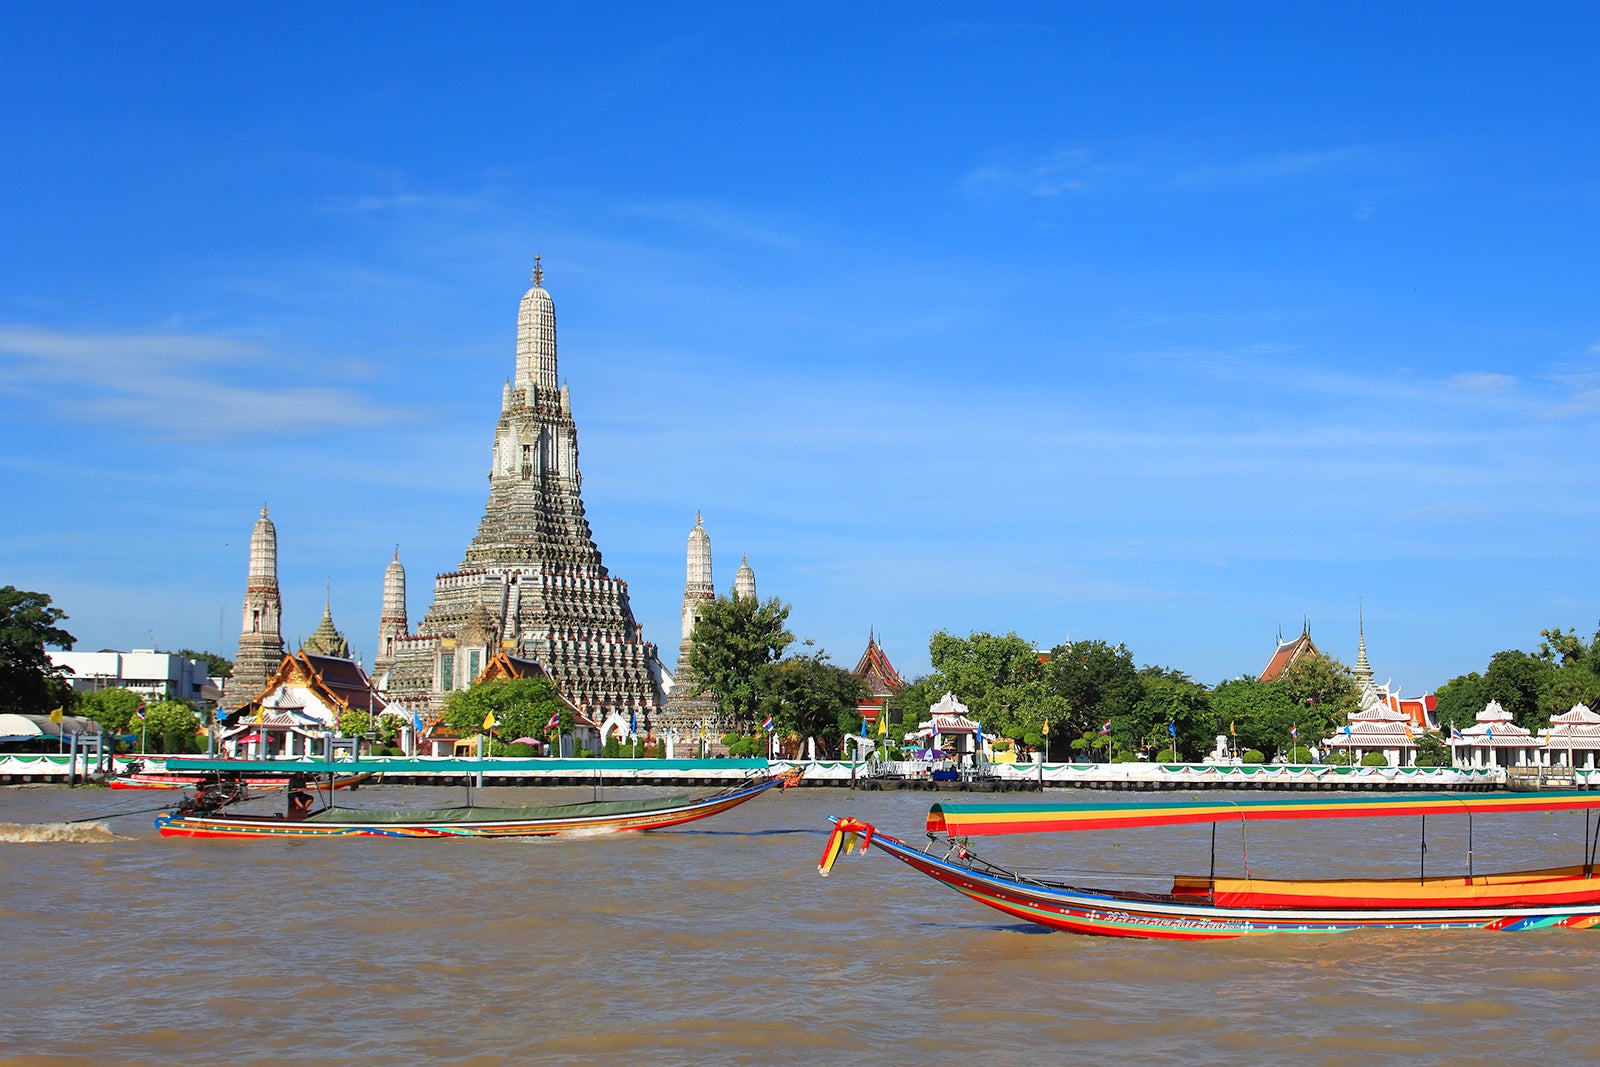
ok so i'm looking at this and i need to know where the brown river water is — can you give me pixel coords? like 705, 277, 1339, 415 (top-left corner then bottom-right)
2, 783, 1598, 1066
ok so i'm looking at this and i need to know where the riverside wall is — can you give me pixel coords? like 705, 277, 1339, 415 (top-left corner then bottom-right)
0, 753, 1535, 791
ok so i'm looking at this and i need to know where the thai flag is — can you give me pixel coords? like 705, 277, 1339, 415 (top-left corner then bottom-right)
1290, 723, 1298, 740
135, 703, 147, 720
1450, 725, 1464, 740
545, 711, 560, 731
761, 715, 774, 732
1099, 720, 1111, 735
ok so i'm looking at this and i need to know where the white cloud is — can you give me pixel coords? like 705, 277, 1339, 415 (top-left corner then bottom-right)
961, 149, 1092, 197
0, 324, 410, 438
1444, 372, 1518, 393
1169, 146, 1374, 187
623, 200, 801, 249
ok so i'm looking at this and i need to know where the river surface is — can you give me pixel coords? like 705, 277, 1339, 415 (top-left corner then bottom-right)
3, 783, 1598, 1066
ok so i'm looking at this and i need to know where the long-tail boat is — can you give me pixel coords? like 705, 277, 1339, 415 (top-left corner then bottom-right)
156, 766, 803, 839
818, 792, 1600, 939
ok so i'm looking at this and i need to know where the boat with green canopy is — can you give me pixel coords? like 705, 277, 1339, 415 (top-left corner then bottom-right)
818, 791, 1600, 939
157, 765, 803, 839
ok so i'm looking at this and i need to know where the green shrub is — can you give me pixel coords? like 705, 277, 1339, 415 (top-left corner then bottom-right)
1360, 751, 1390, 767
1242, 749, 1266, 764
504, 742, 536, 756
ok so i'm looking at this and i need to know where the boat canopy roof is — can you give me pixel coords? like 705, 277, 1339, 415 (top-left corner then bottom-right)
926, 791, 1600, 837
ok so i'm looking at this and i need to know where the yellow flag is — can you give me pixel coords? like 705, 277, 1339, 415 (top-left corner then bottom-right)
255, 703, 265, 725
1404, 723, 1415, 740
1230, 721, 1236, 737
483, 711, 497, 731
49, 706, 63, 724
876, 710, 888, 738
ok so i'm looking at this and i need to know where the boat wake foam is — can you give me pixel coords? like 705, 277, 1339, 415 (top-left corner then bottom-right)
0, 822, 123, 844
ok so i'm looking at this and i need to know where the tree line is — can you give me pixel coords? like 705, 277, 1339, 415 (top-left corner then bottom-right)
7, 582, 1600, 763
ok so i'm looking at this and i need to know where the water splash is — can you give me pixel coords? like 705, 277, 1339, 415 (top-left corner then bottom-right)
0, 822, 123, 844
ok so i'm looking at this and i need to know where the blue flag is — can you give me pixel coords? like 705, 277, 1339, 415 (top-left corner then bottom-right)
1167, 721, 1176, 737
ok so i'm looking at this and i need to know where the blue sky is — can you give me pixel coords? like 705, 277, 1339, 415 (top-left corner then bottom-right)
3, 4, 1596, 695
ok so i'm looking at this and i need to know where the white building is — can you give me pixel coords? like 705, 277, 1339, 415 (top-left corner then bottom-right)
1448, 700, 1541, 769
50, 649, 222, 705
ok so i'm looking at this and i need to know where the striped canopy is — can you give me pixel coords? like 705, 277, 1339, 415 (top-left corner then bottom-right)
926, 791, 1600, 837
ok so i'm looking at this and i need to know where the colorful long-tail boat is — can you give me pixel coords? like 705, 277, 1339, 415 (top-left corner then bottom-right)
157, 766, 802, 839
818, 792, 1600, 939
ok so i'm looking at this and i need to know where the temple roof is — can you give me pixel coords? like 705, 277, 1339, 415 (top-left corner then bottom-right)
301, 594, 350, 659
1260, 624, 1319, 682
231, 651, 384, 723
853, 633, 906, 695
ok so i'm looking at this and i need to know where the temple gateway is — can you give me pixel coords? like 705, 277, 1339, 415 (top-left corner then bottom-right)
385, 261, 666, 729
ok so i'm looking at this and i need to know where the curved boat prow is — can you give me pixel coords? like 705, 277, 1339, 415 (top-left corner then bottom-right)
818, 817, 877, 877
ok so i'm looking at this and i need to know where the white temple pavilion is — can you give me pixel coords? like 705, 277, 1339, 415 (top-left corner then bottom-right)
1320, 679, 1421, 766
1448, 700, 1541, 769
1540, 704, 1600, 769
911, 693, 987, 763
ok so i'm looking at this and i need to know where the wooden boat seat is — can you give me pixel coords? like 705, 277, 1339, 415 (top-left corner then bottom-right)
1169, 865, 1600, 910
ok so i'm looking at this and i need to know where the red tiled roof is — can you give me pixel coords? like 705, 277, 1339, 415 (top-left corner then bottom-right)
1260, 631, 1320, 682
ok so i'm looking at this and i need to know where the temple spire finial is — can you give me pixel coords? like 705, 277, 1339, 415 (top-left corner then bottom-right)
532, 254, 543, 288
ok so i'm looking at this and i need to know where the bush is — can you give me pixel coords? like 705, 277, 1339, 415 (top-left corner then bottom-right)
656, 740, 666, 759
504, 742, 536, 757
1242, 749, 1266, 764
1360, 751, 1390, 767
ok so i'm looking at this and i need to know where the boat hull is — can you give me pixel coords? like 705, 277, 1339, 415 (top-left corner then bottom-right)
830, 823, 1600, 940
155, 773, 793, 839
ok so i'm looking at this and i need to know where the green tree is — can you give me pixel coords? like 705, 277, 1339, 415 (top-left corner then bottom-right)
1048, 639, 1140, 742
1540, 661, 1600, 720
144, 699, 204, 754
685, 594, 794, 728
1413, 732, 1451, 768
177, 648, 233, 679
337, 708, 399, 747
76, 687, 144, 735
0, 586, 75, 714
1132, 668, 1211, 761
1484, 649, 1550, 730
753, 653, 866, 758
1536, 627, 1587, 668
1277, 654, 1357, 738
1434, 672, 1485, 734
1209, 677, 1297, 758
889, 675, 940, 735
441, 677, 570, 750
927, 630, 1055, 743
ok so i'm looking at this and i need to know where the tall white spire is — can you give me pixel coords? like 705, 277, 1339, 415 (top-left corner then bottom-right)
734, 553, 756, 601
374, 547, 409, 681
226, 505, 285, 711
514, 254, 558, 395
1353, 599, 1374, 689
681, 514, 714, 643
